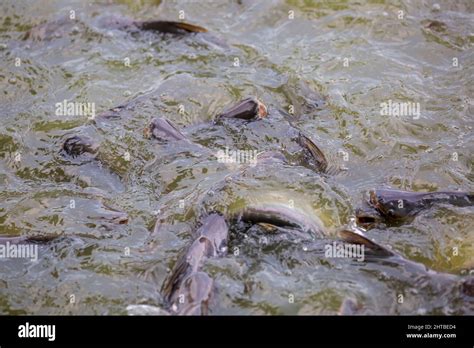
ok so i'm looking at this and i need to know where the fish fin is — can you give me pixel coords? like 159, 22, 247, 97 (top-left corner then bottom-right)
338, 229, 394, 257
297, 133, 328, 173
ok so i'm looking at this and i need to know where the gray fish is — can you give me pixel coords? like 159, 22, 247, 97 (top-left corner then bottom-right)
162, 213, 228, 315
144, 117, 188, 142
238, 203, 325, 237
360, 188, 474, 223
217, 97, 267, 120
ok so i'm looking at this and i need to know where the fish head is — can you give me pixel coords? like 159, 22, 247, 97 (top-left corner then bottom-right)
145, 117, 187, 142
62, 135, 99, 158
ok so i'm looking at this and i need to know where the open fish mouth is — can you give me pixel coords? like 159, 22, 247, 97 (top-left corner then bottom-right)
10, 3, 473, 317
217, 97, 268, 120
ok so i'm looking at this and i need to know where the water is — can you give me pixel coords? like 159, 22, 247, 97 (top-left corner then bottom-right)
0, 0, 473, 315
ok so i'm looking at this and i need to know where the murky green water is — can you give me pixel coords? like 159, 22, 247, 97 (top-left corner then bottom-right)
0, 0, 473, 315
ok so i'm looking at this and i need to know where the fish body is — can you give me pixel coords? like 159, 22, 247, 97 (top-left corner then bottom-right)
370, 189, 474, 221
162, 214, 228, 315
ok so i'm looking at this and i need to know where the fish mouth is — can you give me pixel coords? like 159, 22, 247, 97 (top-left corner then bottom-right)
62, 135, 99, 158
217, 97, 268, 120
355, 206, 382, 227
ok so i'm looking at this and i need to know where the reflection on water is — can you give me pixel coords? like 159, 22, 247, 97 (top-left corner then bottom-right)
0, 0, 473, 314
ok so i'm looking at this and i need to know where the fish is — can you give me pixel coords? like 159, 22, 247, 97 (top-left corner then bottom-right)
24, 16, 208, 42
144, 117, 188, 142
161, 213, 228, 315
296, 132, 328, 173
62, 135, 99, 158
230, 192, 474, 294
135, 21, 207, 35
216, 97, 268, 121
354, 206, 382, 228
365, 188, 474, 222
337, 229, 394, 257
281, 75, 325, 116
238, 203, 325, 237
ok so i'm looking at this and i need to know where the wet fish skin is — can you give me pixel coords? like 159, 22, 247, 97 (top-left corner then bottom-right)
370, 189, 474, 221
281, 76, 325, 117
24, 15, 207, 42
162, 213, 228, 315
144, 117, 188, 142
197, 213, 229, 256
238, 204, 324, 237
354, 206, 383, 228
171, 272, 213, 315
62, 135, 99, 158
135, 21, 207, 35
217, 97, 267, 120
296, 132, 328, 173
